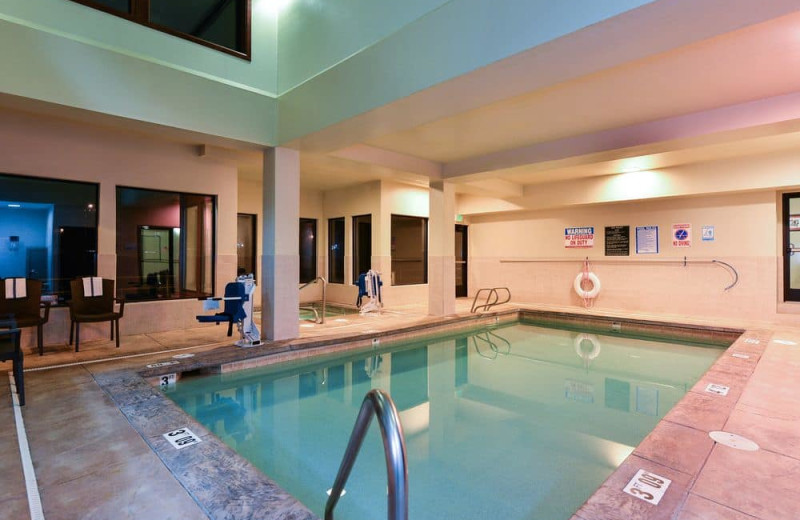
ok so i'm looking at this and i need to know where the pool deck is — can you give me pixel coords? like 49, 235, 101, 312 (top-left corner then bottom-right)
2, 301, 799, 520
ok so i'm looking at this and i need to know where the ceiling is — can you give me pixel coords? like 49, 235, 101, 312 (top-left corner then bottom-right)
283, 7, 800, 200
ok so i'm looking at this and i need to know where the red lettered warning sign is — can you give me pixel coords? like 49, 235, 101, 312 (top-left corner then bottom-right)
672, 223, 691, 247
565, 227, 594, 248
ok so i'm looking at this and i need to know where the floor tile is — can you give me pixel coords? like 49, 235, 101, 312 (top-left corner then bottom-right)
634, 421, 714, 476
40, 451, 208, 520
724, 407, 800, 460
0, 495, 31, 519
663, 391, 732, 432
575, 454, 692, 520
676, 493, 760, 519
692, 444, 800, 519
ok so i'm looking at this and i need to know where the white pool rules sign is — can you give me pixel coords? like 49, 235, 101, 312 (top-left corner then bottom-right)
565, 227, 594, 248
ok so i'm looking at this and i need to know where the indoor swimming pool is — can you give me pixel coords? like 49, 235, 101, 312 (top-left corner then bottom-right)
168, 321, 725, 520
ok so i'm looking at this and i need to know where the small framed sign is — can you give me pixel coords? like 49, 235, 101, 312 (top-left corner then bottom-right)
790, 215, 800, 231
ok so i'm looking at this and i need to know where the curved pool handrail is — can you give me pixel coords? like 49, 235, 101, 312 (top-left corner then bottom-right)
325, 389, 408, 520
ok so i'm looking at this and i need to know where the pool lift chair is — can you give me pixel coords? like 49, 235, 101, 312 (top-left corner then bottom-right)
356, 269, 383, 315
196, 275, 261, 347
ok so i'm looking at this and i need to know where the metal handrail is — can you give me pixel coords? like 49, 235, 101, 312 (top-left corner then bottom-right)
470, 287, 511, 313
299, 276, 327, 324
325, 389, 408, 520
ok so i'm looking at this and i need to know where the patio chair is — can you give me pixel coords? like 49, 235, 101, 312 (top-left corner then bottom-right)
68, 278, 125, 352
0, 322, 24, 406
0, 278, 50, 356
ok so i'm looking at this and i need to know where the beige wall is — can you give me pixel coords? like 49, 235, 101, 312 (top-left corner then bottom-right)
467, 190, 790, 325
0, 109, 238, 346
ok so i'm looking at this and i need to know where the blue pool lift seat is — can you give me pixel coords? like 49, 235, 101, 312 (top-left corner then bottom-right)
196, 282, 247, 337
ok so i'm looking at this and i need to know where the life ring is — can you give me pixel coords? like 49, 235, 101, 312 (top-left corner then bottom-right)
574, 271, 601, 299
574, 333, 602, 360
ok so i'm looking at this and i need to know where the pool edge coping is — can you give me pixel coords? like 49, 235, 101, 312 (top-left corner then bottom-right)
94, 309, 751, 520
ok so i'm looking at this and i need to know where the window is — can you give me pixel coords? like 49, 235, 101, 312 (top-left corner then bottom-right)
0, 173, 98, 304
69, 0, 251, 58
299, 218, 317, 284
352, 214, 372, 281
237, 213, 256, 279
328, 218, 345, 284
116, 187, 215, 301
391, 214, 428, 285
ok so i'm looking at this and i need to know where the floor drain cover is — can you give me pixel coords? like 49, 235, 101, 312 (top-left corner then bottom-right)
709, 431, 759, 451
172, 353, 195, 359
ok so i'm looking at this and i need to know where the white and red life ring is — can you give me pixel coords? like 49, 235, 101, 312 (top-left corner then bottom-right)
574, 333, 602, 360
574, 271, 601, 299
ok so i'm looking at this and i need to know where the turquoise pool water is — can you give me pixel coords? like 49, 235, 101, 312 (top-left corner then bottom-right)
299, 302, 358, 321
168, 322, 723, 520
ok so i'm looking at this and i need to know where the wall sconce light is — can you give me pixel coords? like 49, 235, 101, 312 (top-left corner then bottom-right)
8, 235, 19, 251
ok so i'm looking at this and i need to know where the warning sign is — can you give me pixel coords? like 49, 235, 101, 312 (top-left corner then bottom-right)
672, 223, 691, 248
565, 227, 594, 248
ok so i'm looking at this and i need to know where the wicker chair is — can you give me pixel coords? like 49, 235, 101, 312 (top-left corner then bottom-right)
68, 278, 125, 352
0, 278, 50, 356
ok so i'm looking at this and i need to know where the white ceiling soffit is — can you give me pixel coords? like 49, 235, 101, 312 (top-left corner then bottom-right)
295, 3, 800, 193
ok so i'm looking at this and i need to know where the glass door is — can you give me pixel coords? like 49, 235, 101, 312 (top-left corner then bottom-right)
783, 192, 800, 301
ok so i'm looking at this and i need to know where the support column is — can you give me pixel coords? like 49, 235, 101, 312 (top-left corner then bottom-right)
428, 180, 456, 316
262, 147, 300, 341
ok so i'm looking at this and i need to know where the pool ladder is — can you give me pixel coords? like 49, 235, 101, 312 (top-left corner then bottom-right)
325, 389, 408, 520
472, 330, 512, 359
299, 276, 327, 324
470, 287, 511, 313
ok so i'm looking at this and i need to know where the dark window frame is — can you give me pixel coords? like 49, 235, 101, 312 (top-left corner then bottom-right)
237, 213, 257, 280
783, 191, 800, 302
299, 218, 317, 284
67, 0, 252, 60
352, 214, 372, 282
390, 214, 428, 286
328, 217, 345, 285
116, 186, 217, 302
0, 172, 99, 305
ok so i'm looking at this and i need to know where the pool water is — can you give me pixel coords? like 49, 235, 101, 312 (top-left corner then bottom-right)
299, 302, 358, 321
168, 322, 723, 520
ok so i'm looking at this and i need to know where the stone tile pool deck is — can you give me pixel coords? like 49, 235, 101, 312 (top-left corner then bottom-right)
2, 302, 800, 520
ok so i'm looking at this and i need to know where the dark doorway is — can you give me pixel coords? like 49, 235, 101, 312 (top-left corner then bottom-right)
455, 224, 468, 297
353, 214, 372, 281
783, 192, 800, 301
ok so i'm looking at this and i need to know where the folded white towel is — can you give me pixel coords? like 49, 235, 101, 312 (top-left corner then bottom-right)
82, 277, 103, 297
4, 278, 26, 299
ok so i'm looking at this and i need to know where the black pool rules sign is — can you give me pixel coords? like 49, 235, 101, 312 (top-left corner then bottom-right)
605, 225, 630, 256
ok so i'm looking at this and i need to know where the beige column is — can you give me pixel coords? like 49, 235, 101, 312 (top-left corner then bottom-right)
261, 147, 300, 341
428, 180, 456, 316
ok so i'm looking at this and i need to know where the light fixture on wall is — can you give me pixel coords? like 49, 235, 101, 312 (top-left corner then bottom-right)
8, 236, 19, 251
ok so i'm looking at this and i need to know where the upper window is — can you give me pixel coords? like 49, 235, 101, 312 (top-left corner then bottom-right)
69, 0, 251, 59
0, 173, 99, 304
116, 187, 216, 301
